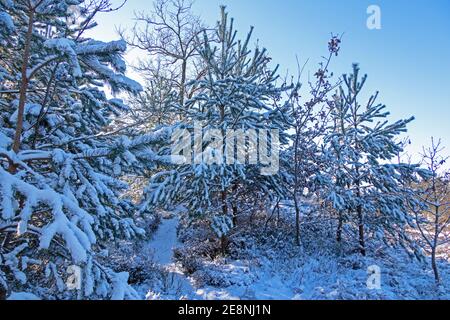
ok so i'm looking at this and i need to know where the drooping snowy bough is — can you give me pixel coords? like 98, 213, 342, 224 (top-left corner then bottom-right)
0, 0, 170, 299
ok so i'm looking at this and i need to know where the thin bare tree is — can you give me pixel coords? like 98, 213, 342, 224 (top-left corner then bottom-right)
119, 0, 207, 107
414, 138, 450, 284
288, 35, 342, 246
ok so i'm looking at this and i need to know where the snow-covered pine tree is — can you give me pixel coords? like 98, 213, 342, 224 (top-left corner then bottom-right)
320, 64, 426, 255
0, 0, 171, 299
143, 6, 291, 250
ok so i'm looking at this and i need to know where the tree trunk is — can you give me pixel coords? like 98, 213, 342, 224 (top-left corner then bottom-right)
179, 59, 187, 107
220, 190, 228, 255
431, 247, 440, 284
231, 184, 238, 226
276, 200, 280, 226
293, 126, 301, 246
357, 205, 366, 256
220, 234, 228, 256
336, 211, 343, 242
431, 203, 441, 284
293, 195, 301, 246
10, 9, 35, 173
221, 190, 228, 216
355, 165, 365, 255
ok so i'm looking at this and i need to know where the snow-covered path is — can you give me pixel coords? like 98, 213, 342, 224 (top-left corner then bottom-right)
145, 217, 196, 298
147, 217, 180, 265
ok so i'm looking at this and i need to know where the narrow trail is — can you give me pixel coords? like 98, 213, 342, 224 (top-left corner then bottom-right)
147, 217, 180, 265
146, 216, 196, 298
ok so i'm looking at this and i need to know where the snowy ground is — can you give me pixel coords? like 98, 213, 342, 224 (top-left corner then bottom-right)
138, 218, 250, 299
147, 217, 180, 265
136, 216, 298, 300
142, 217, 194, 298
132, 214, 449, 300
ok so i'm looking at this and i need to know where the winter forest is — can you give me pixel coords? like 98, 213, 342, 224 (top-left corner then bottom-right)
0, 0, 449, 301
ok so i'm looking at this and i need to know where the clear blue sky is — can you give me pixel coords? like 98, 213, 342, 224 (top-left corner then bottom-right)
87, 0, 450, 161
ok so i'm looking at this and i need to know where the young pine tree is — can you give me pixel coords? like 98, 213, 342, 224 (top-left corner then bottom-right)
321, 64, 426, 255
143, 7, 291, 252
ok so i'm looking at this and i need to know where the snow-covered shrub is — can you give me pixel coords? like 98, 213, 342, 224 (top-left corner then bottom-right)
184, 201, 449, 299
178, 218, 216, 244
99, 216, 161, 286
192, 259, 257, 288
173, 245, 212, 275
100, 241, 158, 286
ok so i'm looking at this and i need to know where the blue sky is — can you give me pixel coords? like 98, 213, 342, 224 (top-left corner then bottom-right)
87, 0, 450, 161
